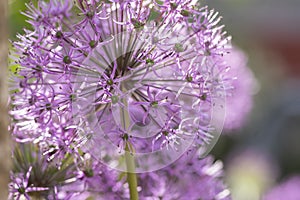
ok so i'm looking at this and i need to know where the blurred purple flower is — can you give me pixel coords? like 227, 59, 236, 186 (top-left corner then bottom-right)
226, 148, 278, 200
264, 176, 300, 200
222, 46, 257, 131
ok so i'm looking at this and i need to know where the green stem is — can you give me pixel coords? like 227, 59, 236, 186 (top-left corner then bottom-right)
120, 89, 139, 200
125, 142, 139, 200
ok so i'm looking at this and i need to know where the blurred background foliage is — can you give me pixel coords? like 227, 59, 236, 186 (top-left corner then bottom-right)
9, 0, 32, 39
9, 0, 300, 199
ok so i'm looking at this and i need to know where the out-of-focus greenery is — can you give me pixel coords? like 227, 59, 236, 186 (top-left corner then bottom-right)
9, 0, 33, 39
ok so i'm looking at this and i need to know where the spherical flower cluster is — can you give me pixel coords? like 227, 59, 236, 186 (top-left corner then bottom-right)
8, 0, 243, 199
11, 0, 232, 169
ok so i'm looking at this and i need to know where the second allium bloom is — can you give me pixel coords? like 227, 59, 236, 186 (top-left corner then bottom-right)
12, 0, 232, 171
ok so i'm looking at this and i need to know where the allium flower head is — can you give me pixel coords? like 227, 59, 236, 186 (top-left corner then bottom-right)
11, 0, 233, 172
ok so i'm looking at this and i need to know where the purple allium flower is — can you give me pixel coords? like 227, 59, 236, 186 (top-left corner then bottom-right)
221, 46, 257, 131
10, 0, 234, 172
137, 152, 231, 200
7, 1, 250, 199
263, 176, 300, 200
9, 166, 49, 200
